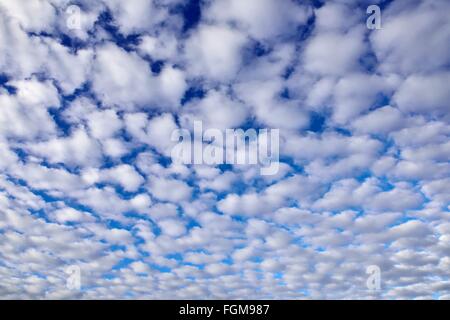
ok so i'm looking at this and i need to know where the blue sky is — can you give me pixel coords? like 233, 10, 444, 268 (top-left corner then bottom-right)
0, 0, 449, 299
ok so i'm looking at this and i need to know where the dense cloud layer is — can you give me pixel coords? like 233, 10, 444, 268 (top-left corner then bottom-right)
0, 0, 449, 299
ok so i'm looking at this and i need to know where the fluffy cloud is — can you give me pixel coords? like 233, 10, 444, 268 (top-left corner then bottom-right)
371, 0, 450, 74
0, 0, 448, 300
303, 27, 367, 76
393, 73, 450, 115
147, 176, 192, 202
92, 43, 186, 110
184, 24, 247, 81
205, 0, 311, 40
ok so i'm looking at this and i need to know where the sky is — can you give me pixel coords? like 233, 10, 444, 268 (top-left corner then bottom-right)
0, 0, 449, 299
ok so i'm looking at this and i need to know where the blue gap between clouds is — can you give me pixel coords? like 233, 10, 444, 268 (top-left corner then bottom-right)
179, 0, 202, 33
0, 73, 16, 94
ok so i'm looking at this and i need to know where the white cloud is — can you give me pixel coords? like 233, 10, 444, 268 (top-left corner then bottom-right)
138, 33, 179, 61
181, 88, 248, 130
9, 77, 59, 107
352, 106, 404, 134
303, 27, 366, 76
92, 43, 186, 110
158, 219, 186, 237
125, 112, 179, 156
86, 109, 123, 139
393, 72, 450, 115
332, 73, 399, 124
184, 24, 247, 81
205, 0, 310, 39
147, 176, 192, 202
371, 0, 450, 74
0, 0, 56, 32
0, 0, 448, 300
104, 0, 167, 35
50, 207, 95, 224
0, 92, 57, 139
26, 128, 103, 167
100, 165, 145, 192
